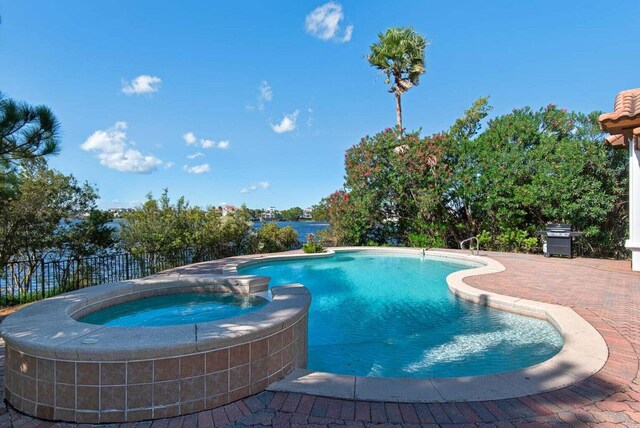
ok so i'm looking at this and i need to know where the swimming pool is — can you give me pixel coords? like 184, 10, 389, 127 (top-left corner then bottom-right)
239, 251, 563, 378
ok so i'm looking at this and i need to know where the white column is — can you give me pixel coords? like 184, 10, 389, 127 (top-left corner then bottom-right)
626, 137, 640, 271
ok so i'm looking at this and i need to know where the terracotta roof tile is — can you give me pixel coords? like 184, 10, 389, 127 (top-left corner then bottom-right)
599, 88, 640, 132
605, 134, 626, 148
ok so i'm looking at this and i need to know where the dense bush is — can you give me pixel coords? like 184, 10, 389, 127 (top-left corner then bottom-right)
248, 222, 299, 254
120, 190, 198, 257
323, 98, 628, 258
121, 191, 299, 260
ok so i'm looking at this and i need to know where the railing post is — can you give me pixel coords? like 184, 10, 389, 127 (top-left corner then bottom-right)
125, 253, 130, 280
4, 265, 9, 306
41, 260, 45, 299
3, 265, 8, 306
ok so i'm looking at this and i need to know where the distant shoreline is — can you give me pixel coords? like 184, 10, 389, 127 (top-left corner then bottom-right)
250, 220, 328, 224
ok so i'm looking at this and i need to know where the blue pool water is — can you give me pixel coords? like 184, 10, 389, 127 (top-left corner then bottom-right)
79, 293, 267, 327
239, 252, 563, 378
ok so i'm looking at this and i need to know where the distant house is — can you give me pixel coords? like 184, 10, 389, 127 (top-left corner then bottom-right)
220, 205, 239, 217
302, 208, 312, 220
108, 208, 133, 218
260, 206, 278, 220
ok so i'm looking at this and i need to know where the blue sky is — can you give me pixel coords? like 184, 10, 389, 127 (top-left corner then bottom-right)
1, 1, 639, 210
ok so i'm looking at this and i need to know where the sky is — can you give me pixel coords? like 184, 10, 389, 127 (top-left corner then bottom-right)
1, 1, 639, 210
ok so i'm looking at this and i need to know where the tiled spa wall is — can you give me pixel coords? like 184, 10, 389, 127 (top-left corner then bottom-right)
4, 312, 308, 423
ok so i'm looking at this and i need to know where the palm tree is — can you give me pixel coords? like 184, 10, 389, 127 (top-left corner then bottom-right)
367, 27, 427, 132
0, 91, 60, 166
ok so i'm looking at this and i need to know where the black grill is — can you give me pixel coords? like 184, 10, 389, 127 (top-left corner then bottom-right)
536, 224, 583, 258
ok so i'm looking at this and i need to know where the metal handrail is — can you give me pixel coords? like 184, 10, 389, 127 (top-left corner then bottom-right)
460, 236, 479, 256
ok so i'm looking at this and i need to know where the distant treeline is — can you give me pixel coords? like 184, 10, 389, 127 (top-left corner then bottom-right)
108, 205, 328, 222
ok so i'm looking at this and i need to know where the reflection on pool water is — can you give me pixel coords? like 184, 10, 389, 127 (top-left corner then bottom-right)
240, 252, 563, 378
79, 292, 268, 327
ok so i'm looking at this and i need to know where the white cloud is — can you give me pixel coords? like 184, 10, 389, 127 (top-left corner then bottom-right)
259, 81, 273, 102
199, 138, 230, 149
164, 162, 175, 169
121, 75, 162, 95
271, 110, 299, 133
341, 24, 353, 42
247, 81, 273, 111
183, 132, 197, 145
187, 152, 204, 159
305, 2, 353, 43
200, 139, 215, 149
183, 132, 230, 149
81, 122, 165, 174
257, 81, 272, 110
183, 163, 210, 174
307, 108, 314, 127
240, 181, 270, 194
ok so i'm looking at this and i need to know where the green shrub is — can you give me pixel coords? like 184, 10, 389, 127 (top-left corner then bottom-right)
313, 229, 336, 247
407, 232, 446, 249
476, 230, 492, 247
302, 242, 325, 253
250, 223, 299, 253
495, 229, 538, 253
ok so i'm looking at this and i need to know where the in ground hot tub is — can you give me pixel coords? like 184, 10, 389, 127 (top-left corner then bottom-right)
0, 273, 310, 423
78, 292, 269, 327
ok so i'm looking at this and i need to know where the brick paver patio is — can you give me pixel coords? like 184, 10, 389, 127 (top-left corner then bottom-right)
1, 251, 640, 427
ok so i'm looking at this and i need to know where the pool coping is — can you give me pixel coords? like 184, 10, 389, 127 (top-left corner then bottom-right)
224, 247, 609, 402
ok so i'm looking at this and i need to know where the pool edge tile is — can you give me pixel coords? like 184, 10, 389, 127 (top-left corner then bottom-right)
267, 369, 355, 400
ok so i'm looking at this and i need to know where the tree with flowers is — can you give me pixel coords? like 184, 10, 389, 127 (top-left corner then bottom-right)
324, 190, 375, 245
346, 129, 441, 242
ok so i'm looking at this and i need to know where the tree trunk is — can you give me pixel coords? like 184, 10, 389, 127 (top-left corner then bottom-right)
395, 92, 402, 132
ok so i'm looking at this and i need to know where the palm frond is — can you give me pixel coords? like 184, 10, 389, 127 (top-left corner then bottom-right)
367, 27, 428, 92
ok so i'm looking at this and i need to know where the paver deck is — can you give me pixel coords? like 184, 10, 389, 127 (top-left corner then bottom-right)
2, 250, 640, 427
